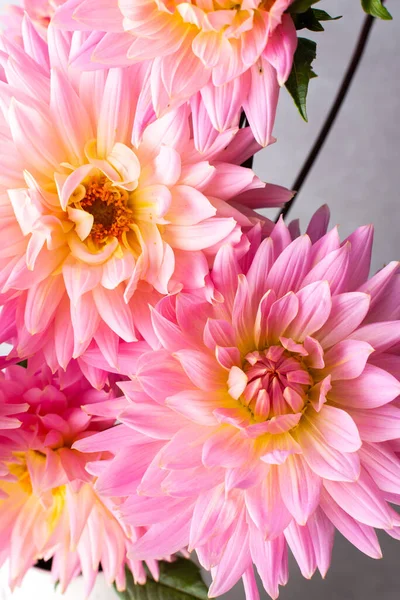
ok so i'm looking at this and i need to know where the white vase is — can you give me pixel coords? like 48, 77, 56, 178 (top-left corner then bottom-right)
0, 566, 119, 600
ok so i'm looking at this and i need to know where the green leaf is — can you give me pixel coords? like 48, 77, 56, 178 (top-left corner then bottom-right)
313, 9, 342, 22
285, 37, 317, 122
115, 558, 209, 600
17, 359, 28, 368
288, 0, 320, 14
293, 9, 324, 31
361, 0, 392, 19
293, 8, 341, 31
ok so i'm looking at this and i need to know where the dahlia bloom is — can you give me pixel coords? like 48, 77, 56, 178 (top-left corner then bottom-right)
78, 209, 400, 599
0, 363, 159, 594
53, 0, 298, 146
0, 23, 288, 372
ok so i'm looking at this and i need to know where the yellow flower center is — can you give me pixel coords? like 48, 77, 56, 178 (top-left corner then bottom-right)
77, 177, 134, 244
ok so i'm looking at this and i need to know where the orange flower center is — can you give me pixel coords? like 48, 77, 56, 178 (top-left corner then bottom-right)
80, 177, 133, 244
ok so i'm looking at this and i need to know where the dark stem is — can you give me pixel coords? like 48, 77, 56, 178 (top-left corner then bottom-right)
240, 113, 254, 170
276, 10, 378, 222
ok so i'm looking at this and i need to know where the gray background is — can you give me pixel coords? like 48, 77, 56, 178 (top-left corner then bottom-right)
1, 0, 400, 598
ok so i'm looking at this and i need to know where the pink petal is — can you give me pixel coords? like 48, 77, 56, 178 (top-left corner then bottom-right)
330, 363, 400, 409
119, 403, 185, 440
286, 281, 332, 341
349, 404, 400, 442
265, 235, 312, 298
302, 245, 350, 294
323, 468, 394, 528
315, 292, 370, 349
208, 510, 251, 598
263, 14, 297, 85
164, 218, 236, 251
266, 292, 299, 344
202, 427, 253, 468
310, 405, 361, 453
348, 321, 400, 353
345, 225, 373, 290
245, 467, 291, 539
305, 507, 335, 578
279, 454, 321, 525
284, 520, 317, 579
320, 487, 382, 559
166, 389, 223, 426
249, 526, 287, 599
296, 415, 361, 482
322, 339, 374, 381
243, 56, 279, 146
174, 349, 226, 391
360, 442, 400, 494
166, 186, 216, 225
92, 285, 136, 342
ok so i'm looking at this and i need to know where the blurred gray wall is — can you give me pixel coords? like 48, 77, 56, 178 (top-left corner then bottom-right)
0, 0, 399, 598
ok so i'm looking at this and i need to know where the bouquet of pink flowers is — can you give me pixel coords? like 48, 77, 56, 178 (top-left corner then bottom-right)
0, 0, 398, 598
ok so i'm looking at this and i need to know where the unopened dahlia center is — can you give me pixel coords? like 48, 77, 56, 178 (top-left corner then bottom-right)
241, 346, 312, 420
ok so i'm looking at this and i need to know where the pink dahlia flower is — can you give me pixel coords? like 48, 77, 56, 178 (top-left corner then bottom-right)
53, 0, 298, 146
77, 209, 400, 599
0, 23, 288, 371
0, 363, 159, 594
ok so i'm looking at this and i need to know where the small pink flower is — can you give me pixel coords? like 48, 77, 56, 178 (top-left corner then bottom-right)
0, 23, 289, 373
80, 208, 400, 599
53, 0, 298, 146
0, 363, 160, 594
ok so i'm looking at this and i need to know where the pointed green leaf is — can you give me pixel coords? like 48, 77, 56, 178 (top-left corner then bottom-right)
313, 9, 342, 22
361, 0, 392, 20
293, 9, 324, 31
293, 8, 341, 31
17, 359, 28, 368
288, 0, 320, 14
115, 559, 208, 600
285, 37, 317, 122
